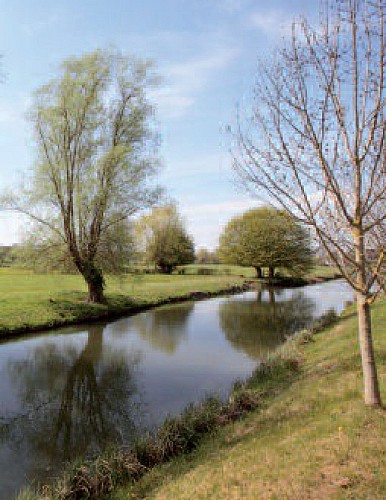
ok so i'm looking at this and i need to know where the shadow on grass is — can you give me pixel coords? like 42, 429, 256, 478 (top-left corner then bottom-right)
49, 292, 139, 322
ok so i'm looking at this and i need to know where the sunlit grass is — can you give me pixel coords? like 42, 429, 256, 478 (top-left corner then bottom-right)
0, 265, 337, 335
0, 270, 245, 334
111, 298, 386, 499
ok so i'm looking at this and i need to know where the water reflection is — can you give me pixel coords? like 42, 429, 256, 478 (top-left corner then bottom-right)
2, 325, 141, 485
133, 302, 194, 353
0, 280, 354, 498
219, 289, 314, 359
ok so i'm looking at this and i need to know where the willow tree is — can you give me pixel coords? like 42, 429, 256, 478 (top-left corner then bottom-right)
4, 49, 159, 302
137, 205, 195, 274
233, 1, 385, 405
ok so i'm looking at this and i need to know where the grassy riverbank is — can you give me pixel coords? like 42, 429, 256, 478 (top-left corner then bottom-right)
111, 298, 386, 499
0, 269, 245, 336
0, 265, 337, 336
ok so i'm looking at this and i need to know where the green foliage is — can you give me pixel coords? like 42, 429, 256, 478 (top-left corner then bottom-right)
195, 248, 219, 264
218, 206, 313, 278
12, 220, 136, 274
4, 49, 160, 301
138, 205, 195, 274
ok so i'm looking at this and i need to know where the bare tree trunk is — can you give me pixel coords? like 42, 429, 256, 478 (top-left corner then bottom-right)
159, 263, 173, 274
254, 266, 262, 278
356, 293, 381, 406
354, 226, 382, 407
268, 267, 274, 280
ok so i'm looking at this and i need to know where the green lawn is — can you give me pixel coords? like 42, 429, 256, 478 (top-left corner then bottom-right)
179, 263, 340, 279
0, 268, 245, 334
111, 298, 386, 499
0, 265, 338, 335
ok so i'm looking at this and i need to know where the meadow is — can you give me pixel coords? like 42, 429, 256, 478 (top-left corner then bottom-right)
0, 264, 338, 336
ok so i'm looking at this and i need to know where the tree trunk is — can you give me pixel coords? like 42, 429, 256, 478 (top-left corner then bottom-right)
159, 263, 173, 274
353, 226, 382, 407
254, 266, 262, 278
82, 264, 106, 303
268, 266, 274, 279
87, 280, 105, 303
356, 293, 381, 406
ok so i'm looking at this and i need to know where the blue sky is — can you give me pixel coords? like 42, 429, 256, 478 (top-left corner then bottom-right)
0, 0, 316, 249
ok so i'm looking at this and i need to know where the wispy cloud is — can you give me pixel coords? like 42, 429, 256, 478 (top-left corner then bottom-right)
151, 47, 239, 120
248, 9, 293, 37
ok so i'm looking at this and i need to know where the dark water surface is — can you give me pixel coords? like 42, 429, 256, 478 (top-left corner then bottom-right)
0, 280, 353, 498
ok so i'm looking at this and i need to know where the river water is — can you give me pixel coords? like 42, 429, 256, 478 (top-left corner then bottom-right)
0, 280, 353, 498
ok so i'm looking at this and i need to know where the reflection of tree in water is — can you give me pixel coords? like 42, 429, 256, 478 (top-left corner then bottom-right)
2, 324, 141, 479
219, 289, 314, 360
134, 302, 194, 354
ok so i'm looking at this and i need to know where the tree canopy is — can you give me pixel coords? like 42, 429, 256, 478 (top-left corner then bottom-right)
137, 205, 195, 274
3, 49, 160, 302
218, 207, 312, 278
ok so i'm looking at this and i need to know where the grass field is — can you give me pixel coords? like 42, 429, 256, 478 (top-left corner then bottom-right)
178, 263, 340, 280
111, 298, 386, 499
0, 265, 338, 336
0, 268, 245, 335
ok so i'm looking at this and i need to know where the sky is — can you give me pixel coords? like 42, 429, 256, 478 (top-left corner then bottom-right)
0, 0, 317, 250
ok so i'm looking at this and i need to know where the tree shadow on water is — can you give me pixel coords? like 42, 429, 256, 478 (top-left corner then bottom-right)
0, 323, 143, 488
219, 289, 315, 360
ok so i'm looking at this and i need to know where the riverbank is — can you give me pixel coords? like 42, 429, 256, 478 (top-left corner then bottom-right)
0, 265, 337, 339
254, 272, 342, 288
109, 297, 386, 499
0, 270, 245, 339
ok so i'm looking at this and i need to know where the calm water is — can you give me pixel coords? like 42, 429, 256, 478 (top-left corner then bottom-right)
0, 280, 353, 498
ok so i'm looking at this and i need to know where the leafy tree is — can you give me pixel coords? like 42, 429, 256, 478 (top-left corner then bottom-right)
218, 207, 312, 278
3, 49, 159, 302
11, 220, 135, 274
232, 1, 385, 405
138, 205, 195, 274
195, 248, 219, 264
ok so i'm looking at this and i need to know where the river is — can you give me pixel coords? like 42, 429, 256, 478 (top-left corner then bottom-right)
0, 279, 353, 498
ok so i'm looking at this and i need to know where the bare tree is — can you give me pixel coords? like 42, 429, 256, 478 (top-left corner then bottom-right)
233, 0, 385, 406
3, 49, 159, 303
